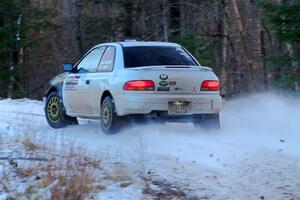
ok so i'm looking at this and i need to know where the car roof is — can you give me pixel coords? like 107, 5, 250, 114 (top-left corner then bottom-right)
96, 41, 181, 48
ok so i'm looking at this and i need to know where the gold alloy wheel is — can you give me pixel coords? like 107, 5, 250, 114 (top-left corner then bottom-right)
47, 96, 61, 123
102, 102, 111, 127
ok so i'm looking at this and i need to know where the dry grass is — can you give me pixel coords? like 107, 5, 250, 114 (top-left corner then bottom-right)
0, 113, 142, 199
142, 176, 198, 200
22, 137, 40, 151
1, 132, 103, 200
44, 172, 94, 200
105, 162, 132, 183
28, 142, 99, 199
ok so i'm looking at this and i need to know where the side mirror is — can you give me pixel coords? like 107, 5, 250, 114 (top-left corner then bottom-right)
63, 63, 73, 72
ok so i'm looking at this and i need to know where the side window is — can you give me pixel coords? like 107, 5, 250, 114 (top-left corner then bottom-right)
98, 47, 115, 72
77, 47, 105, 73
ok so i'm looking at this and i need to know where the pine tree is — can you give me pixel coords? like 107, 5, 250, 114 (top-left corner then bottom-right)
260, 1, 300, 91
0, 0, 52, 98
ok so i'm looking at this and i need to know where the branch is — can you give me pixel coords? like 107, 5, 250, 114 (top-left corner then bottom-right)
0, 157, 48, 161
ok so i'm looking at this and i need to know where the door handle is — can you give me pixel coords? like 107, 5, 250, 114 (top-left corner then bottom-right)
86, 80, 90, 84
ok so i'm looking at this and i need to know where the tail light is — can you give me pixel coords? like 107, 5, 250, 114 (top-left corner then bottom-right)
123, 80, 155, 91
200, 80, 220, 91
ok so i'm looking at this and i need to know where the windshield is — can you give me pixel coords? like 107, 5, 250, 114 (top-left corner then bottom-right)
123, 46, 198, 68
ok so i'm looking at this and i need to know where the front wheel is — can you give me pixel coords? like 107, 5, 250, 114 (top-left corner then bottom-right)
100, 96, 123, 134
193, 114, 220, 130
45, 92, 78, 129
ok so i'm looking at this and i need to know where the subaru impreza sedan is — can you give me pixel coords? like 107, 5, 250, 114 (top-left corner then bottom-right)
44, 41, 222, 133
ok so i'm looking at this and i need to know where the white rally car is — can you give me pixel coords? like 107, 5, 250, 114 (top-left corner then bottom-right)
44, 41, 222, 133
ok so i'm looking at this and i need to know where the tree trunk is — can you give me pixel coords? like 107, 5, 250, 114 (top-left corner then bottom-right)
162, 0, 169, 41
8, 14, 23, 98
179, 1, 185, 39
75, 0, 83, 56
139, 0, 146, 39
221, 0, 228, 95
230, 0, 243, 34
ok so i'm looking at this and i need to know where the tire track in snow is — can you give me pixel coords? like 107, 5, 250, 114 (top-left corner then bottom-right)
0, 110, 44, 117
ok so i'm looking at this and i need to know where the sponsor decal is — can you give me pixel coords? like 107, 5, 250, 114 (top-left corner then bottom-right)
159, 74, 168, 80
175, 87, 185, 91
169, 81, 176, 85
157, 87, 170, 91
65, 76, 80, 91
159, 80, 169, 87
65, 76, 80, 85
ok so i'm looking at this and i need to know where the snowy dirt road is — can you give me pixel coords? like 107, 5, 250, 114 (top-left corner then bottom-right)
0, 93, 300, 199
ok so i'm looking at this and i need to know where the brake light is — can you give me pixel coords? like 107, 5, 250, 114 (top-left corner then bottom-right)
123, 80, 155, 91
200, 80, 220, 91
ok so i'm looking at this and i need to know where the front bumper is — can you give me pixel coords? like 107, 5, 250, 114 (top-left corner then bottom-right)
114, 92, 222, 116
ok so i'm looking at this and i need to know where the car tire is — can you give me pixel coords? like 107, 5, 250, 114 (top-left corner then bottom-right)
193, 114, 220, 130
100, 96, 123, 134
45, 92, 78, 129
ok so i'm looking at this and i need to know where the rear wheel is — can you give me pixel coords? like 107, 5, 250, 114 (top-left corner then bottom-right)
100, 96, 123, 134
193, 114, 220, 130
45, 92, 78, 129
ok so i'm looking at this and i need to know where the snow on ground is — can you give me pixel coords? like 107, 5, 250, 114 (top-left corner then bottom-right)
0, 93, 300, 199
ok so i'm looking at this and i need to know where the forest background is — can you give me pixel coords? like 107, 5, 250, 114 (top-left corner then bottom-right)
0, 0, 299, 99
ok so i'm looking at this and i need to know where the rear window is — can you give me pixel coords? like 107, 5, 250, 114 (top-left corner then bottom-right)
123, 46, 198, 68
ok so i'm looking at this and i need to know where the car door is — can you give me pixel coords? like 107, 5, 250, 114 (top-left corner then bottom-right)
63, 47, 106, 115
85, 46, 116, 116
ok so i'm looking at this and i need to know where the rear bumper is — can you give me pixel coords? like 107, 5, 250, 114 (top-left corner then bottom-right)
114, 92, 222, 116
